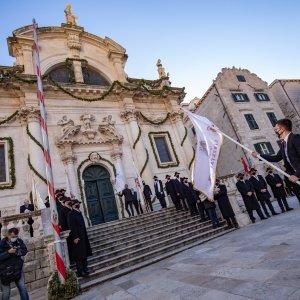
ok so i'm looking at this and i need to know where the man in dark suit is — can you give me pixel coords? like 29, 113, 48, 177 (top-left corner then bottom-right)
265, 167, 293, 213
173, 172, 188, 210
214, 179, 239, 229
165, 175, 182, 210
20, 200, 35, 237
249, 168, 279, 217
131, 188, 142, 215
153, 176, 167, 208
181, 177, 198, 216
58, 197, 72, 231
119, 184, 135, 217
142, 181, 153, 212
236, 173, 267, 223
252, 118, 300, 202
68, 199, 92, 277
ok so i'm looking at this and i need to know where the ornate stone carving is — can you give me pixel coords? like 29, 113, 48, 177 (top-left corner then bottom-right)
156, 59, 170, 87
120, 109, 139, 122
57, 116, 81, 142
67, 33, 81, 50
18, 106, 40, 123
80, 113, 96, 139
169, 110, 184, 122
89, 152, 101, 163
56, 115, 123, 146
64, 4, 78, 26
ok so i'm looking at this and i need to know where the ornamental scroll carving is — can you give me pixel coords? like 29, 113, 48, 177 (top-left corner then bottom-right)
56, 114, 123, 146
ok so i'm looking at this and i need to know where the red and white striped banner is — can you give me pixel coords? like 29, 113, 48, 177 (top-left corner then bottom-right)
32, 19, 66, 283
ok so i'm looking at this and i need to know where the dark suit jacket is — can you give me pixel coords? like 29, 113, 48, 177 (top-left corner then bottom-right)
265, 173, 286, 198
249, 175, 271, 201
236, 180, 260, 211
173, 178, 183, 196
20, 204, 34, 214
261, 133, 300, 177
154, 180, 165, 199
214, 184, 235, 218
181, 182, 197, 204
120, 188, 133, 202
165, 179, 177, 198
143, 185, 152, 199
58, 205, 71, 231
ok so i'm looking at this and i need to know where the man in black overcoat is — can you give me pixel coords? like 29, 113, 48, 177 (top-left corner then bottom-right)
236, 173, 267, 223
131, 188, 142, 215
249, 168, 279, 217
165, 175, 182, 210
67, 199, 92, 277
214, 179, 238, 228
119, 184, 135, 217
181, 178, 198, 216
142, 181, 153, 212
252, 118, 300, 202
20, 200, 34, 237
58, 197, 72, 231
265, 167, 293, 213
173, 172, 188, 210
153, 176, 167, 208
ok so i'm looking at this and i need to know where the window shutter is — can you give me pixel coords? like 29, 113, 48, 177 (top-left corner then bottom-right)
244, 94, 249, 101
232, 93, 237, 101
266, 142, 275, 155
254, 143, 261, 154
254, 93, 259, 101
265, 94, 270, 101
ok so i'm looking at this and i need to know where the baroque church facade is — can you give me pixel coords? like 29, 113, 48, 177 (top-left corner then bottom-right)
0, 9, 193, 225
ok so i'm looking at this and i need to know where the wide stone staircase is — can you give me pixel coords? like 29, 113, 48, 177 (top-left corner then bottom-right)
79, 207, 235, 291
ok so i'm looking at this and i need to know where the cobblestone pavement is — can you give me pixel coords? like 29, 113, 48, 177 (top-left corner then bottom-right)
74, 196, 300, 300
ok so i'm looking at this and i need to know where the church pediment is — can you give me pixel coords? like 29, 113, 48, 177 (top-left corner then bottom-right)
56, 114, 123, 146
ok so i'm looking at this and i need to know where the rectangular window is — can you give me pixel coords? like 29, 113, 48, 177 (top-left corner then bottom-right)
232, 93, 249, 102
266, 112, 277, 127
244, 114, 259, 130
236, 75, 246, 82
254, 142, 275, 155
153, 136, 172, 163
0, 143, 7, 183
254, 93, 270, 101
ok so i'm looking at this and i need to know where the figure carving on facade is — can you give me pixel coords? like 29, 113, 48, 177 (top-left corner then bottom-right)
156, 59, 170, 87
80, 113, 97, 139
89, 152, 101, 163
57, 116, 81, 141
64, 4, 78, 26
98, 115, 122, 140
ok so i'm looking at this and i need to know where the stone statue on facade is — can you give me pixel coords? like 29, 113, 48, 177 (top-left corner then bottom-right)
156, 59, 170, 87
98, 115, 122, 140
64, 4, 78, 26
57, 116, 81, 141
80, 113, 97, 139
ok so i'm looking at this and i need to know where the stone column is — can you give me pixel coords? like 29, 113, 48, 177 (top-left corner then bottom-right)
62, 151, 80, 199
73, 60, 84, 83
120, 105, 153, 182
19, 106, 48, 200
109, 53, 127, 82
22, 44, 34, 74
169, 110, 194, 168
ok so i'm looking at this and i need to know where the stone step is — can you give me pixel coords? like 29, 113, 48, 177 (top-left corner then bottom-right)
79, 228, 235, 290
88, 212, 199, 244
88, 221, 225, 264
87, 208, 188, 238
89, 218, 213, 254
86, 223, 227, 274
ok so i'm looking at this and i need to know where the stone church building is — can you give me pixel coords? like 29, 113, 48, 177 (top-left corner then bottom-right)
0, 11, 194, 225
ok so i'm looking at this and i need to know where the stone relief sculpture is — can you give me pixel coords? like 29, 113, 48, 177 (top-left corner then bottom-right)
57, 116, 81, 141
64, 4, 78, 25
80, 113, 97, 139
98, 115, 122, 140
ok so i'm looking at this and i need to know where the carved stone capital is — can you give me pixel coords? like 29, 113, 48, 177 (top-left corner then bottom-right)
67, 33, 81, 50
111, 149, 123, 161
169, 110, 184, 122
18, 106, 40, 123
61, 154, 77, 165
120, 109, 139, 122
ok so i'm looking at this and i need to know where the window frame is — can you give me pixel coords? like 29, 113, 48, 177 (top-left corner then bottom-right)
254, 93, 270, 102
148, 132, 179, 168
236, 75, 246, 82
254, 142, 275, 155
0, 140, 10, 185
232, 93, 250, 103
244, 113, 259, 130
266, 112, 277, 127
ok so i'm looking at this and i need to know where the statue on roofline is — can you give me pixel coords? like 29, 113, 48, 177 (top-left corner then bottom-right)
64, 3, 78, 26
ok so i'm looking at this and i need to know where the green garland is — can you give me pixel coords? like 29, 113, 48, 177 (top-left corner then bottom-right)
189, 148, 196, 170
65, 58, 89, 84
0, 137, 16, 190
118, 195, 125, 218
26, 124, 44, 151
127, 77, 163, 88
140, 112, 170, 125
0, 110, 19, 126
140, 148, 149, 176
27, 155, 47, 184
148, 131, 180, 168
133, 125, 141, 149
180, 126, 188, 146
87, 153, 116, 176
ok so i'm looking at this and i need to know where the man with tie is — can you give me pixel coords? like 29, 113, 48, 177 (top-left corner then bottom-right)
236, 172, 267, 223
249, 167, 279, 217
265, 166, 293, 213
165, 174, 182, 210
153, 176, 167, 208
252, 118, 300, 203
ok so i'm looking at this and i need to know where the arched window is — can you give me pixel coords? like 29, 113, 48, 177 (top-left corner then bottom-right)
48, 63, 110, 86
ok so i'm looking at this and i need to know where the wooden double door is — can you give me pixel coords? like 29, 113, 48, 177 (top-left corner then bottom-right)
83, 165, 119, 225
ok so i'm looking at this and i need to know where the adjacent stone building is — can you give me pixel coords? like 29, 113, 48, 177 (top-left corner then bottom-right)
185, 67, 285, 177
269, 79, 300, 132
0, 9, 194, 225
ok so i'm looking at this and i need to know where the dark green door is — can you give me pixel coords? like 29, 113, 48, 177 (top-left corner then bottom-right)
83, 165, 119, 225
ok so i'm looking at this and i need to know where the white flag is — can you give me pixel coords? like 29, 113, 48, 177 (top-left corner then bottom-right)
185, 110, 223, 200
65, 171, 74, 199
32, 177, 46, 209
135, 177, 145, 206
115, 159, 126, 193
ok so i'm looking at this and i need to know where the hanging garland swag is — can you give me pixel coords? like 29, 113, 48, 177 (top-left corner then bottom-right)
0, 110, 19, 126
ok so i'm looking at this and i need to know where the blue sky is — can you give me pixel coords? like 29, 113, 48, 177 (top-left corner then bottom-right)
1, 1, 299, 101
